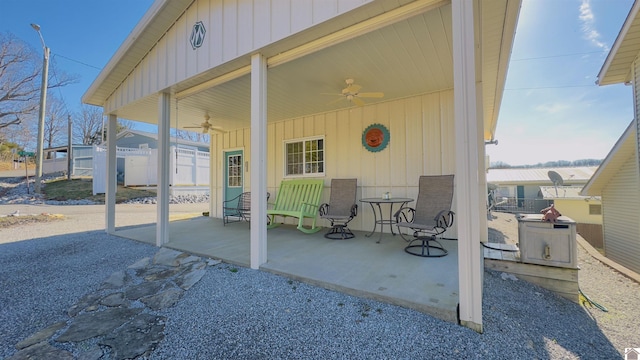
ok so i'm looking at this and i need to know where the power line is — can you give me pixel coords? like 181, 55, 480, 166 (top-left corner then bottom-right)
505, 84, 596, 90
52, 53, 101, 70
510, 50, 606, 62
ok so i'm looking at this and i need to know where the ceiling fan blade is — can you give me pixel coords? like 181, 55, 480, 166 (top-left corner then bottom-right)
184, 126, 201, 129
352, 97, 366, 107
357, 92, 384, 98
327, 97, 346, 105
343, 84, 362, 94
321, 93, 344, 96
208, 127, 226, 134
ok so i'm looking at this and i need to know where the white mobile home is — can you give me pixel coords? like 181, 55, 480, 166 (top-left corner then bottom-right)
83, 0, 522, 331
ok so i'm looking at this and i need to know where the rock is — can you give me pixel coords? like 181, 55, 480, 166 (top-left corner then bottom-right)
7, 341, 74, 360
207, 258, 222, 266
15, 321, 67, 350
153, 248, 186, 267
77, 347, 104, 360
500, 272, 518, 281
175, 262, 207, 290
140, 287, 183, 310
100, 292, 127, 307
143, 267, 181, 281
128, 257, 151, 270
55, 308, 141, 342
124, 281, 165, 300
100, 313, 166, 360
177, 254, 202, 266
68, 293, 101, 317
102, 270, 128, 289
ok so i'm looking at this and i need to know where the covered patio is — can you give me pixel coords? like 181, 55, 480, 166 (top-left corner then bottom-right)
83, 0, 522, 331
115, 218, 460, 323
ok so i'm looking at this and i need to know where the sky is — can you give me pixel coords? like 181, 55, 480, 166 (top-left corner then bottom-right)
0, 0, 636, 166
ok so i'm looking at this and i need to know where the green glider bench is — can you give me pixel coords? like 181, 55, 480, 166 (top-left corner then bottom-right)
267, 179, 324, 234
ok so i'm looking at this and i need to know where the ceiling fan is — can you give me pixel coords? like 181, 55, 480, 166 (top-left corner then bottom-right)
325, 78, 384, 106
184, 115, 225, 134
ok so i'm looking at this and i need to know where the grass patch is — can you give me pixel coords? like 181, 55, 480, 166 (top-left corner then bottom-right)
43, 178, 156, 204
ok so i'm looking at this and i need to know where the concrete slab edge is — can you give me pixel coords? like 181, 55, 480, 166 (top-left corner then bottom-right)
577, 236, 640, 284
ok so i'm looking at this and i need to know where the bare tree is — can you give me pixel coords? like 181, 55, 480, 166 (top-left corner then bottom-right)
41, 95, 68, 151
118, 118, 135, 131
74, 104, 103, 145
0, 32, 76, 130
174, 129, 209, 143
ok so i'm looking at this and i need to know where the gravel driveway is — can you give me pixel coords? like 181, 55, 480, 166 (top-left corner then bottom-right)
1, 207, 638, 359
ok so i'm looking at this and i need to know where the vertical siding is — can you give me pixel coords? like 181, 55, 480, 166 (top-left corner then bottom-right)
106, 0, 368, 112
634, 59, 640, 178
211, 90, 456, 232
602, 153, 640, 274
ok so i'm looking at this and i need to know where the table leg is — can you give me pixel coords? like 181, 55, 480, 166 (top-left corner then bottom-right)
374, 202, 384, 243
364, 202, 378, 238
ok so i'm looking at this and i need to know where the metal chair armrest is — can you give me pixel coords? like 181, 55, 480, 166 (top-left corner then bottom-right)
319, 203, 329, 216
434, 210, 455, 228
394, 207, 415, 224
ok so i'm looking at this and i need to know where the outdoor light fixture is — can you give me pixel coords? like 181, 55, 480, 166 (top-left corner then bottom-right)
31, 23, 50, 194
484, 139, 498, 145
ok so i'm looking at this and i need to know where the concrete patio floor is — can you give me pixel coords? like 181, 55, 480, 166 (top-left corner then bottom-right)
115, 217, 460, 323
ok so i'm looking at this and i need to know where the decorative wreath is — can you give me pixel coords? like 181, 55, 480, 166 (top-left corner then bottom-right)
362, 123, 390, 152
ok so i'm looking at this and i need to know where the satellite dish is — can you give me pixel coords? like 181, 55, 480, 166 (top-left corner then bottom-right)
548, 170, 564, 196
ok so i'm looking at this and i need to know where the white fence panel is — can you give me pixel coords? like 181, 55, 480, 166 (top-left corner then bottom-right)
92, 146, 106, 195
124, 149, 157, 186
42, 157, 67, 174
92, 145, 209, 191
196, 151, 210, 185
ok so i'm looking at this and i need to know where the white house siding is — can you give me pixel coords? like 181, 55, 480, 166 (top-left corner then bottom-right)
208, 89, 456, 234
634, 59, 640, 173
601, 153, 640, 274
104, 0, 367, 113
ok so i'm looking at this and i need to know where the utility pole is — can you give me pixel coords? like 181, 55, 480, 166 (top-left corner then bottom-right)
31, 23, 49, 194
67, 114, 72, 180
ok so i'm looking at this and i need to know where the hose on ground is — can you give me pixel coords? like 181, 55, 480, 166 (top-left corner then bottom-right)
579, 287, 608, 312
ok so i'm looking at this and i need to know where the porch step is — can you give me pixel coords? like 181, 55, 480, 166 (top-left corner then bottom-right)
483, 242, 520, 261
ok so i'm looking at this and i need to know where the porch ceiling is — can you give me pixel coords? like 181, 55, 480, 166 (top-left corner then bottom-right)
111, 0, 519, 141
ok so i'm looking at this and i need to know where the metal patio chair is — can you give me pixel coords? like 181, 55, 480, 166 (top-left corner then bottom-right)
223, 191, 270, 225
395, 175, 455, 257
319, 178, 358, 239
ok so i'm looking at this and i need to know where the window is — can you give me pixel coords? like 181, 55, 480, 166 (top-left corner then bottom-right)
285, 137, 324, 176
589, 204, 602, 215
227, 154, 242, 187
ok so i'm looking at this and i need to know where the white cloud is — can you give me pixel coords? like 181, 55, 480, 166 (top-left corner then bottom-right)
579, 0, 609, 51
534, 102, 571, 114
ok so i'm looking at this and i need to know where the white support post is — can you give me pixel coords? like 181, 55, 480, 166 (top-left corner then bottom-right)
170, 146, 176, 187
453, 0, 483, 333
157, 93, 171, 246
250, 53, 268, 269
477, 86, 488, 244
105, 114, 117, 234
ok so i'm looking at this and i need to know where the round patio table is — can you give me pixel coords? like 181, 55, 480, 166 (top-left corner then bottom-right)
359, 197, 413, 243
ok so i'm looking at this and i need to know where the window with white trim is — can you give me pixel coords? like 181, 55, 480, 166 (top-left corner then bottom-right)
284, 137, 324, 176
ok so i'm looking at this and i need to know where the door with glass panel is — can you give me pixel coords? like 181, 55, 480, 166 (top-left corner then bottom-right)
224, 150, 243, 215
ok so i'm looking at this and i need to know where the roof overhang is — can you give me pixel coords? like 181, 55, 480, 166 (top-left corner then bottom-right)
83, 0, 521, 142
597, 0, 640, 86
581, 120, 637, 195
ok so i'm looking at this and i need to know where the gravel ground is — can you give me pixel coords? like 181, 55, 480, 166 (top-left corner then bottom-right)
0, 195, 637, 358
